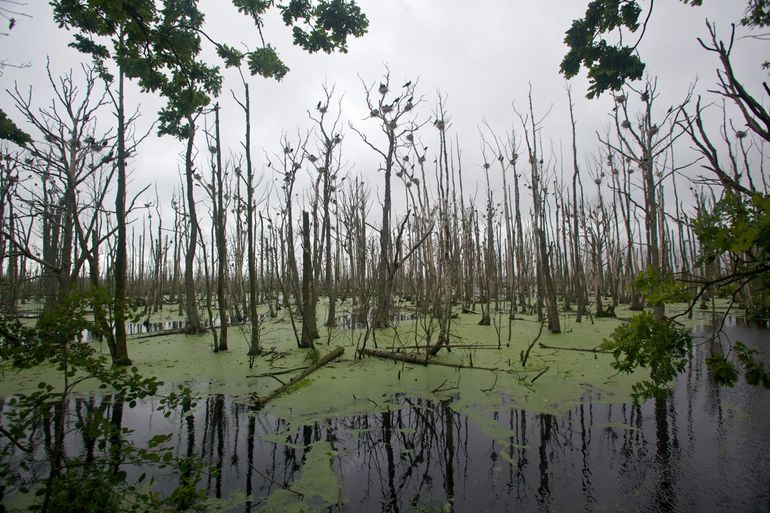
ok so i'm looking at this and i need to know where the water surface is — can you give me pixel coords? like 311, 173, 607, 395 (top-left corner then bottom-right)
4, 320, 769, 513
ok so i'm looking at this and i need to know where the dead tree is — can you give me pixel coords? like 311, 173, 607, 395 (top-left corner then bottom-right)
300, 211, 316, 348
351, 70, 421, 328
182, 113, 203, 333
307, 84, 345, 328
434, 96, 454, 347
201, 103, 229, 351
232, 73, 262, 355
271, 131, 313, 332
518, 88, 561, 333
603, 79, 690, 320
567, 86, 588, 321
9, 64, 113, 309
478, 147, 495, 326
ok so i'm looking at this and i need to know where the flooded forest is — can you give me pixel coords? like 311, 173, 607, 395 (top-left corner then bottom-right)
0, 1, 768, 512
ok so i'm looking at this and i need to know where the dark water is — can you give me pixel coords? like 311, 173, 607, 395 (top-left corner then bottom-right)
4, 321, 770, 513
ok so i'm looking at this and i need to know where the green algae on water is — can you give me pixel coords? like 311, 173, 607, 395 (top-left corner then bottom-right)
258, 441, 342, 513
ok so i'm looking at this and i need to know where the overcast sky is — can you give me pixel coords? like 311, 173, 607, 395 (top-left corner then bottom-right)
0, 1, 765, 223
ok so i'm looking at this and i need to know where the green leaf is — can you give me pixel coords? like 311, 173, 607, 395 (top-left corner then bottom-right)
0, 109, 32, 146
602, 311, 692, 400
247, 45, 290, 80
216, 43, 244, 68
706, 354, 740, 386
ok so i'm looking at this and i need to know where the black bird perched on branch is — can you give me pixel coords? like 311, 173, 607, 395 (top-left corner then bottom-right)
379, 83, 388, 95
403, 81, 411, 88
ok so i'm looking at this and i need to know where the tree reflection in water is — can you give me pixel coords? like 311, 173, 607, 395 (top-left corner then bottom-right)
3, 324, 769, 512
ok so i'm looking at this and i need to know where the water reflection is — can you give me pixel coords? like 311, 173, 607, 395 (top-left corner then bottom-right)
82, 320, 188, 341
335, 310, 419, 331
3, 324, 770, 513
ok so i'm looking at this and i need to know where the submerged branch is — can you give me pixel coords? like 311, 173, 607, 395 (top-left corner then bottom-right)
251, 347, 344, 409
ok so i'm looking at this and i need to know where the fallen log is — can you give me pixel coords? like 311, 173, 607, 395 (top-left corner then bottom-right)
427, 359, 543, 372
360, 347, 429, 365
251, 346, 344, 409
381, 344, 506, 351
538, 343, 609, 353
361, 347, 544, 373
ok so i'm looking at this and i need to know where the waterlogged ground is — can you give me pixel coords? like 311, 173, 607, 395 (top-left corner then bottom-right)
1, 302, 769, 512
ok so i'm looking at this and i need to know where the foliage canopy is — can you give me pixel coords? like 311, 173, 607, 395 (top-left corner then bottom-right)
50, 0, 368, 136
561, 0, 769, 97
601, 311, 692, 400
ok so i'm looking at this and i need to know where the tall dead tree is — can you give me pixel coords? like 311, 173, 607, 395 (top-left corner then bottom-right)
232, 73, 261, 355
202, 103, 229, 351
518, 89, 561, 333
271, 131, 312, 332
567, 87, 587, 321
478, 148, 495, 326
182, 113, 203, 333
603, 80, 690, 321
307, 84, 345, 328
432, 95, 453, 348
9, 64, 112, 309
300, 211, 316, 348
351, 71, 420, 328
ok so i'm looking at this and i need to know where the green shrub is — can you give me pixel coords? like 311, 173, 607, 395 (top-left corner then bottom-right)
601, 311, 692, 400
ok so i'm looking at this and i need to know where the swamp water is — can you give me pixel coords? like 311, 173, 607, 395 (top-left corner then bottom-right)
3, 319, 769, 513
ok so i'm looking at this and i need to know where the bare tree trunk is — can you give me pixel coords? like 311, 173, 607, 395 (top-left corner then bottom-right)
111, 66, 131, 364
522, 90, 560, 333
213, 104, 228, 351
512, 152, 527, 313
183, 115, 203, 333
300, 211, 317, 348
567, 88, 586, 322
479, 163, 494, 326
236, 79, 261, 355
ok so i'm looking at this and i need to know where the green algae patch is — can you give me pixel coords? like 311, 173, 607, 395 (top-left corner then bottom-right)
260, 431, 305, 449
0, 303, 678, 429
258, 441, 342, 513
262, 357, 412, 425
722, 402, 750, 419
451, 400, 520, 447
284, 377, 313, 395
